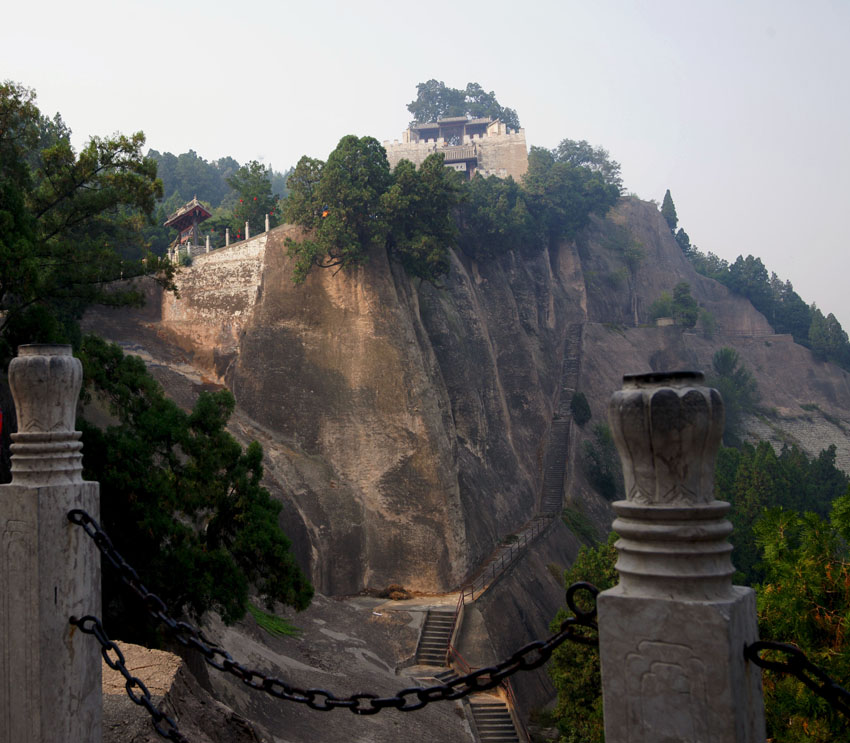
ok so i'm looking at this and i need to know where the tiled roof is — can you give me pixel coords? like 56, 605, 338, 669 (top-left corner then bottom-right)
163, 197, 212, 228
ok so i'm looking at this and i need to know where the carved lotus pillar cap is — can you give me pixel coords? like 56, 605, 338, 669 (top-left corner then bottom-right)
607, 371, 734, 600
8, 344, 84, 485
608, 371, 724, 507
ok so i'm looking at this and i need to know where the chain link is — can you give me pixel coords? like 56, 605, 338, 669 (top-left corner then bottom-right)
745, 640, 850, 718
69, 507, 598, 724
71, 614, 188, 742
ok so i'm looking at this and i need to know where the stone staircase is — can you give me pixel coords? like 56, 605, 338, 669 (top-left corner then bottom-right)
469, 697, 521, 743
541, 419, 570, 514
414, 610, 455, 666
542, 323, 583, 515
556, 323, 584, 417
433, 667, 460, 684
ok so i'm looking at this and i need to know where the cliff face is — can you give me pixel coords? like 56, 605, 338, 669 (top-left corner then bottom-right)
84, 197, 850, 594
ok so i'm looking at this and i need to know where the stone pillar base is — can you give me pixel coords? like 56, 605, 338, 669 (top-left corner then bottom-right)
0, 483, 101, 743
598, 585, 765, 743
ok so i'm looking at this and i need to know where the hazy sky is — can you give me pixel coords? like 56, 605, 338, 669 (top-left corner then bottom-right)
3, 0, 848, 328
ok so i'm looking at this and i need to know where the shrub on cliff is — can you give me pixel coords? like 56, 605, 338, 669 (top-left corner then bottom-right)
569, 391, 592, 427
582, 423, 624, 501
283, 136, 461, 284
78, 335, 313, 645
456, 174, 538, 259
522, 146, 620, 248
706, 347, 760, 445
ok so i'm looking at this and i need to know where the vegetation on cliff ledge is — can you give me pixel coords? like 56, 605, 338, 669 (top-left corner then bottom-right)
283, 135, 461, 283
282, 134, 620, 284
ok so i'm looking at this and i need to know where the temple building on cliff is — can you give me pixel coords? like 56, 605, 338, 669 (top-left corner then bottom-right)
383, 117, 528, 181
164, 196, 211, 250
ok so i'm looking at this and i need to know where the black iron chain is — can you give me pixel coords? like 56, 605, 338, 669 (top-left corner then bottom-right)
71, 614, 188, 742
69, 508, 598, 720
745, 640, 850, 718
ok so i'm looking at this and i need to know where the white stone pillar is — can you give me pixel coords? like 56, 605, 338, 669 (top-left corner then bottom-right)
598, 371, 765, 743
0, 344, 101, 743
225, 227, 230, 246
205, 234, 210, 253
245, 221, 250, 240
265, 213, 270, 232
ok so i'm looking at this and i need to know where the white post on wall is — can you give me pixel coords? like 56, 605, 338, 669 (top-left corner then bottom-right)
0, 345, 101, 742
225, 227, 230, 247
599, 371, 765, 742
265, 213, 270, 233
245, 221, 250, 241
205, 234, 210, 253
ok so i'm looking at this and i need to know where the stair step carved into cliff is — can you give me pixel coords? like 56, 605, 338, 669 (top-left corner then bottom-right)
556, 323, 584, 417
541, 420, 570, 515
414, 610, 456, 666
541, 323, 583, 516
469, 698, 521, 743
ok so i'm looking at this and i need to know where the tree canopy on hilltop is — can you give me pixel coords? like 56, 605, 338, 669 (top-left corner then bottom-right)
553, 139, 623, 193
522, 146, 620, 246
407, 80, 520, 130
283, 135, 461, 284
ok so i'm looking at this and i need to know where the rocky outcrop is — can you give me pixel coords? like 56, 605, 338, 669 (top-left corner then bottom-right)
86, 223, 586, 595
102, 642, 269, 743
84, 196, 850, 597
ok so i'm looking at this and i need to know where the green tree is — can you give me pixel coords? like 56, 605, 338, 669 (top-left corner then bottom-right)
715, 440, 849, 586
0, 81, 174, 362
456, 174, 538, 259
726, 255, 773, 316
228, 160, 280, 238
754, 498, 850, 743
283, 136, 392, 282
406, 80, 520, 130
648, 291, 674, 321
808, 305, 850, 367
382, 153, 461, 283
707, 347, 759, 445
674, 227, 692, 255
660, 188, 678, 230
549, 534, 618, 743
553, 139, 623, 192
523, 146, 620, 247
569, 391, 592, 427
769, 276, 811, 345
582, 423, 624, 501
78, 336, 312, 644
672, 281, 699, 327
284, 138, 464, 285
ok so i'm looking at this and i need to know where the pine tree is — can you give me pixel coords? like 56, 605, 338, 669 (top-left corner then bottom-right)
661, 188, 678, 230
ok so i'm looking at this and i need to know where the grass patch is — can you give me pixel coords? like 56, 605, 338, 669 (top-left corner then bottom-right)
247, 603, 301, 638
562, 506, 598, 544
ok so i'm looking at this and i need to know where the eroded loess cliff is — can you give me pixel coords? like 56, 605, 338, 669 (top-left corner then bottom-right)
84, 196, 850, 594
